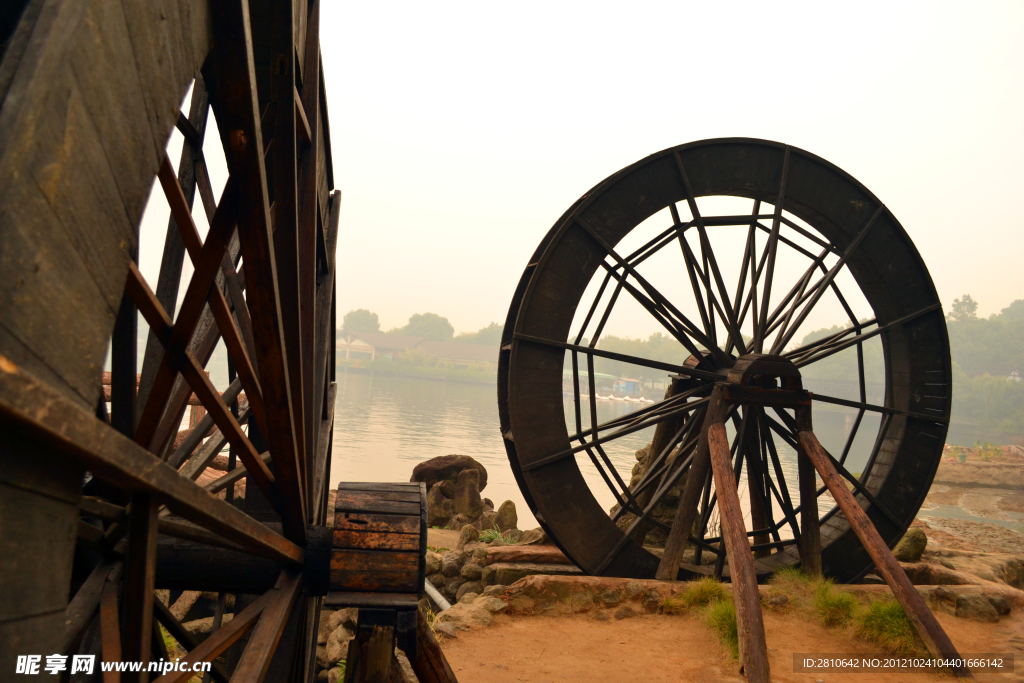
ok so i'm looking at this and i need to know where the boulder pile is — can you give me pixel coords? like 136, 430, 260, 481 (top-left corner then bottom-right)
412, 455, 518, 532
608, 442, 686, 546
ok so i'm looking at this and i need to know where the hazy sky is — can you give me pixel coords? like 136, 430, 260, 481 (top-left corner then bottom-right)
315, 1, 1023, 338
137, 3, 1024, 343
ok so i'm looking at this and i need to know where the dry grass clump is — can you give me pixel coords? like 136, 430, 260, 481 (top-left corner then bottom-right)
662, 577, 729, 614
813, 579, 857, 627
856, 600, 924, 655
704, 600, 739, 659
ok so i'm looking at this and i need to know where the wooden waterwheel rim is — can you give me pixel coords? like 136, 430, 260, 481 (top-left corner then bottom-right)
0, 0, 340, 679
498, 138, 951, 583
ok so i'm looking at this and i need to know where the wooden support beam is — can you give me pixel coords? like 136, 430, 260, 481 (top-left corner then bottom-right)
0, 351, 303, 566
407, 608, 459, 683
707, 422, 770, 683
345, 625, 394, 683
655, 387, 729, 580
230, 571, 304, 682
798, 429, 971, 677
121, 493, 159, 681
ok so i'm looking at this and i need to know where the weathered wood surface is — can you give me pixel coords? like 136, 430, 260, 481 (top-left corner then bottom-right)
799, 430, 970, 677
344, 625, 394, 683
407, 608, 459, 683
707, 422, 770, 683
335, 513, 422, 535
231, 571, 304, 683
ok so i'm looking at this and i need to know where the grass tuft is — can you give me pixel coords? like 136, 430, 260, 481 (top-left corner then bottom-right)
812, 579, 857, 627
856, 600, 924, 655
704, 599, 739, 659
479, 526, 516, 543
663, 577, 729, 614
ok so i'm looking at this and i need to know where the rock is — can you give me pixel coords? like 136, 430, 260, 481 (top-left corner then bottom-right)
518, 528, 546, 545
317, 609, 333, 645
182, 614, 234, 635
461, 563, 483, 581
955, 593, 999, 622
315, 644, 329, 670
457, 525, 480, 550
494, 500, 518, 532
328, 607, 357, 632
893, 528, 928, 562
988, 596, 1011, 615
327, 667, 343, 683
428, 573, 446, 588
454, 469, 483, 518
486, 545, 572, 565
459, 591, 480, 604
614, 605, 637, 620
436, 602, 495, 630
474, 510, 498, 531
427, 483, 455, 528
769, 594, 789, 606
598, 589, 624, 607
457, 581, 483, 602
483, 498, 494, 510
316, 667, 328, 682
413, 455, 488, 492
474, 595, 509, 614
325, 626, 353, 665
438, 481, 455, 498
490, 561, 583, 586
483, 584, 506, 597
425, 551, 442, 576
441, 550, 465, 577
447, 513, 475, 530
595, 612, 610, 621
395, 650, 417, 682
481, 565, 496, 587
471, 547, 489, 564
432, 622, 458, 638
444, 576, 467, 601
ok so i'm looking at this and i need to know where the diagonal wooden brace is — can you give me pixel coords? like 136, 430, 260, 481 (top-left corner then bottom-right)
707, 419, 771, 683
798, 429, 972, 678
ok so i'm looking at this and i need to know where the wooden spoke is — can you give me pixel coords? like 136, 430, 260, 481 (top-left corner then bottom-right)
167, 378, 244, 469
64, 559, 121, 654
122, 493, 158, 679
99, 578, 122, 683
153, 598, 230, 683
753, 147, 791, 352
230, 571, 304, 683
149, 591, 274, 683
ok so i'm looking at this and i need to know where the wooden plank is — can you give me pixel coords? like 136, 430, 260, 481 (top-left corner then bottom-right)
334, 513, 421, 535
707, 422, 770, 683
333, 483, 417, 493
209, 0, 307, 544
99, 579, 121, 683
122, 493, 158, 680
311, 382, 337, 519
338, 490, 423, 504
148, 590, 272, 683
323, 593, 419, 610
333, 530, 421, 552
407, 607, 459, 683
345, 625, 394, 683
655, 387, 728, 580
335, 500, 422, 516
0, 352, 303, 566
798, 429, 970, 677
230, 571, 303, 683
329, 571, 421, 594
331, 550, 419, 573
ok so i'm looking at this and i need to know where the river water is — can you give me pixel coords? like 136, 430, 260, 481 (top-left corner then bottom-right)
329, 371, 890, 530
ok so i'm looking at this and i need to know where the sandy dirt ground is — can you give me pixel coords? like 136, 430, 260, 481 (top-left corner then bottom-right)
441, 610, 1024, 683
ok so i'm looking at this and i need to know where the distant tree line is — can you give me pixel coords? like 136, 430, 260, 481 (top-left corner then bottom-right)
339, 308, 502, 345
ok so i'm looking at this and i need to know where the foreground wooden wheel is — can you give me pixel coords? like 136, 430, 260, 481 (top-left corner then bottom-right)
498, 139, 951, 583
0, 1, 339, 679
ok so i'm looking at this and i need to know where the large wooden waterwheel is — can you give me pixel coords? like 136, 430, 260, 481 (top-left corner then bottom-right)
499, 139, 951, 585
0, 0, 346, 679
